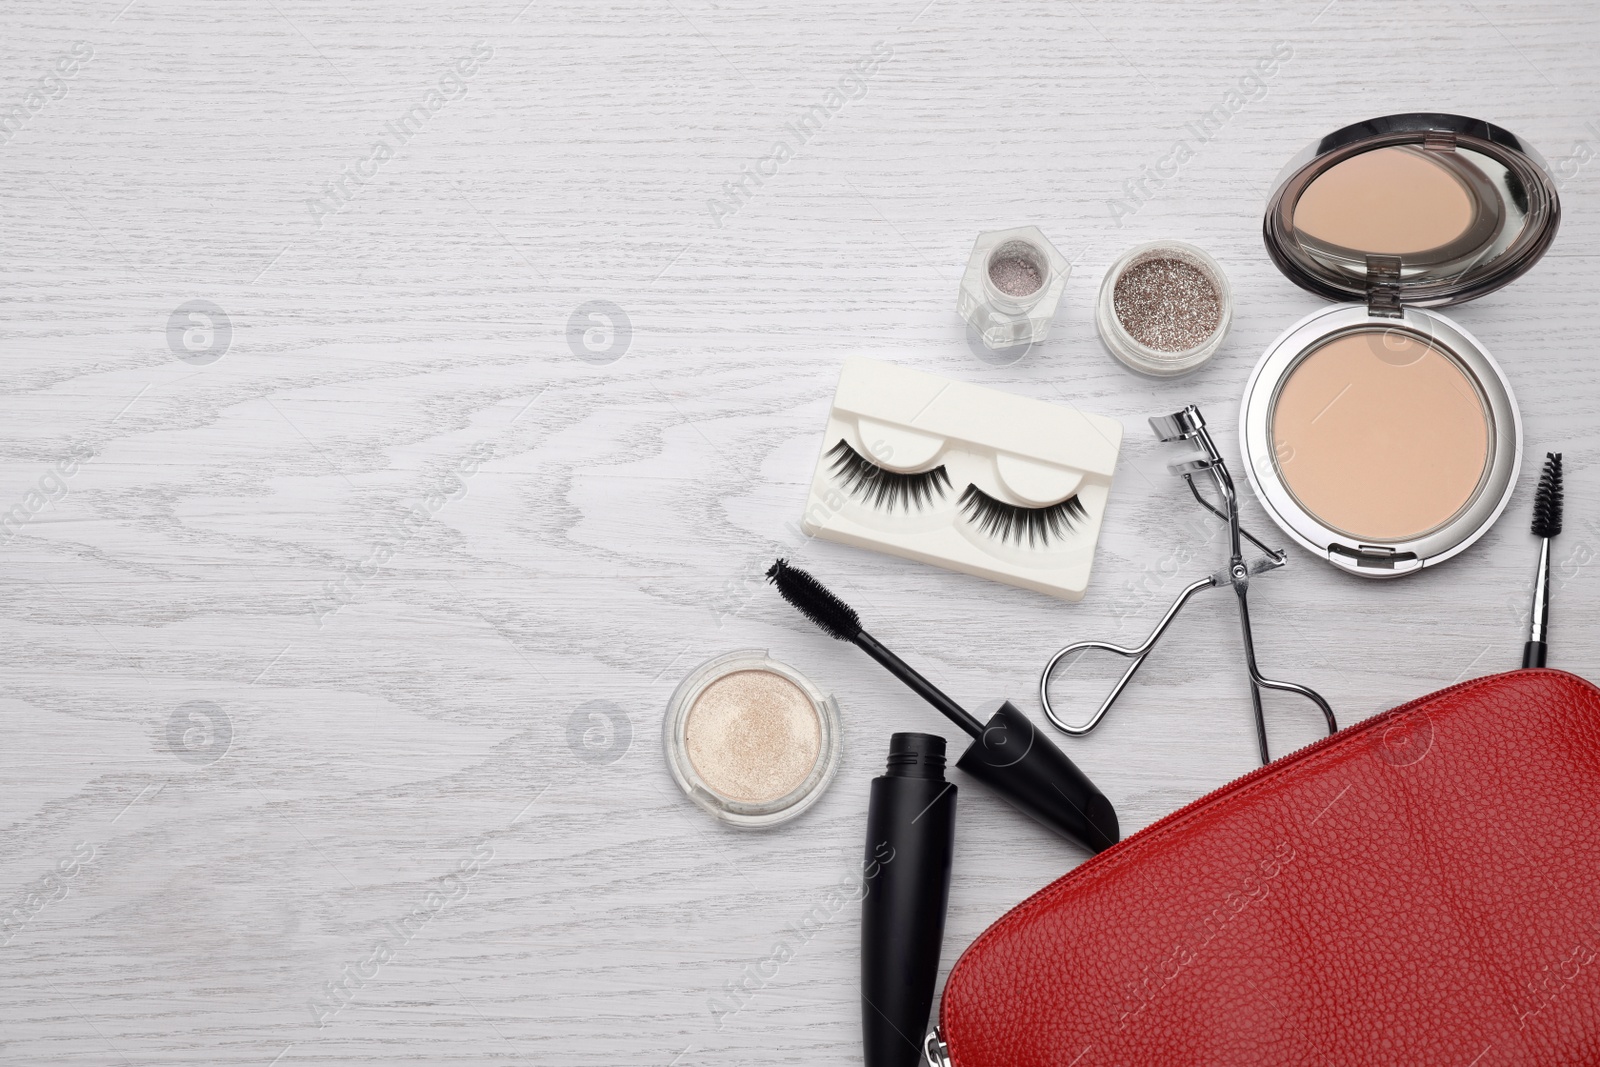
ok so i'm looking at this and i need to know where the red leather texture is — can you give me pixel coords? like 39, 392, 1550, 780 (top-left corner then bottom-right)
940, 670, 1600, 1066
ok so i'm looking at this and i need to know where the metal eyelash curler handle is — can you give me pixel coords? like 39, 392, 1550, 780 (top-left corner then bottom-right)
1039, 406, 1337, 766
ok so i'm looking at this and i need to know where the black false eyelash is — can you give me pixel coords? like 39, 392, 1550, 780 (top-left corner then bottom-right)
958, 485, 1088, 547
827, 440, 952, 512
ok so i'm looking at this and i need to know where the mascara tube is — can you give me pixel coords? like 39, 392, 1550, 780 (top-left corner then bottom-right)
862, 733, 956, 1067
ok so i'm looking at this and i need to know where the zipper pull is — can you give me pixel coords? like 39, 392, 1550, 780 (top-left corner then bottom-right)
925, 1028, 952, 1066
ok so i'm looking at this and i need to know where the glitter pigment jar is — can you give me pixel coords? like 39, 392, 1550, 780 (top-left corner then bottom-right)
1096, 240, 1233, 377
663, 650, 842, 828
958, 225, 1071, 351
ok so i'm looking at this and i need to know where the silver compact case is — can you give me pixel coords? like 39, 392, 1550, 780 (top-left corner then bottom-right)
1241, 113, 1560, 579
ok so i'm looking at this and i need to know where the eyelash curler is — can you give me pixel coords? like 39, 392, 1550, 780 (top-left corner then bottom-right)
1039, 405, 1337, 765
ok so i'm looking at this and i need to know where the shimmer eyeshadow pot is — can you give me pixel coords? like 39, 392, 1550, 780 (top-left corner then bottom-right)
1241, 113, 1560, 578
664, 650, 841, 827
1097, 240, 1233, 377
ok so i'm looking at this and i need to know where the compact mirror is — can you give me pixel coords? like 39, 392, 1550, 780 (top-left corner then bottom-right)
1264, 114, 1559, 308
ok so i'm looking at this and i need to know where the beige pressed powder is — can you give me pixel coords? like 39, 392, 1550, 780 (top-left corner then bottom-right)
1293, 146, 1476, 256
1271, 330, 1489, 542
684, 669, 820, 804
664, 651, 841, 828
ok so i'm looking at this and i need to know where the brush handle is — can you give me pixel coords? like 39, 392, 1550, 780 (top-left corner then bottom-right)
854, 631, 985, 738
1525, 536, 1552, 668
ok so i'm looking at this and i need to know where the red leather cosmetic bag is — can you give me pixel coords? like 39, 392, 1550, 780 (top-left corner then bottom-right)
934, 670, 1600, 1066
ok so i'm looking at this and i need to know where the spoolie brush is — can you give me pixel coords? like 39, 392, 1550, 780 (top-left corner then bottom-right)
1523, 452, 1564, 669
766, 559, 983, 737
765, 559, 1121, 852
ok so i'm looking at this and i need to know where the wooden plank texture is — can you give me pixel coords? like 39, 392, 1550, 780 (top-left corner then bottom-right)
2, 1, 1598, 1063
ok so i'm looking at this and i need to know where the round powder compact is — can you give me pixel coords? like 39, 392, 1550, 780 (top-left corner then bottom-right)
1239, 113, 1549, 580
664, 650, 841, 828
1096, 240, 1233, 377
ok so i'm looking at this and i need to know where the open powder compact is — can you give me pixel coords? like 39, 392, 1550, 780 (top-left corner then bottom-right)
1241, 113, 1560, 578
663, 650, 841, 828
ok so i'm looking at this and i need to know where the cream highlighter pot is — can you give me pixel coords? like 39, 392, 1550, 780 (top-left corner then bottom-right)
1242, 113, 1559, 578
664, 650, 841, 828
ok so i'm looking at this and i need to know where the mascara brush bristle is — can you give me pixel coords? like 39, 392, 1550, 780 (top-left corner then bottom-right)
766, 559, 863, 642
1532, 452, 1564, 539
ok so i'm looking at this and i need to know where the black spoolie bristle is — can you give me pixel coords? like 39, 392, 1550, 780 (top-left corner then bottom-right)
1531, 452, 1564, 539
766, 559, 862, 642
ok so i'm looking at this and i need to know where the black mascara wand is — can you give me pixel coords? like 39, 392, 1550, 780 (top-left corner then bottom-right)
766, 559, 984, 737
1523, 452, 1564, 669
765, 558, 1121, 851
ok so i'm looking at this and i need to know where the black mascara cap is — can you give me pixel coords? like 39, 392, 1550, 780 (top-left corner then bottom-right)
955, 701, 1120, 853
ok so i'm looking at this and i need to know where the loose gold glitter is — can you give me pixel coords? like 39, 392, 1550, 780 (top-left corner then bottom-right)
684, 669, 821, 804
1112, 256, 1221, 353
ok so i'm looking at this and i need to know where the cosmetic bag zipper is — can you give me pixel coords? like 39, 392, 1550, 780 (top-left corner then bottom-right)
924, 1028, 952, 1066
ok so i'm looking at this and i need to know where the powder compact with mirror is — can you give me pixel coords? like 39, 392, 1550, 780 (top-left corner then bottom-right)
1242, 113, 1560, 578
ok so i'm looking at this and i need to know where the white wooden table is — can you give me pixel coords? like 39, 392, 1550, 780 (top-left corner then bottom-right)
4, 1, 1598, 1063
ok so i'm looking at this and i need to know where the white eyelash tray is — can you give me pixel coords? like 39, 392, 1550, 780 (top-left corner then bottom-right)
801, 357, 1123, 601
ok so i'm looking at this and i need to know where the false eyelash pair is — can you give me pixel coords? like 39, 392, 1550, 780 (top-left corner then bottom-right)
827, 440, 1089, 547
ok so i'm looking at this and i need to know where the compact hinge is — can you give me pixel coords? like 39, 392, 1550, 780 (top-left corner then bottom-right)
1330, 543, 1419, 570
1365, 254, 1403, 318
1423, 129, 1458, 152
